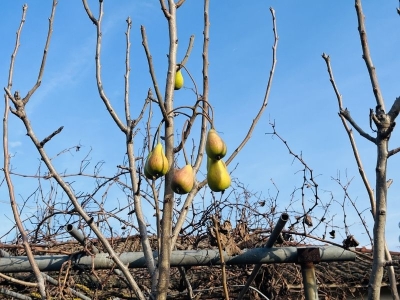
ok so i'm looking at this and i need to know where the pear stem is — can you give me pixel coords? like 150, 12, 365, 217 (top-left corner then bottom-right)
195, 99, 214, 128
181, 120, 190, 165
152, 119, 165, 149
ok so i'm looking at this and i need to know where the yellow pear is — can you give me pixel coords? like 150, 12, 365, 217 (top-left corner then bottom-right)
144, 151, 154, 179
171, 164, 194, 194
145, 142, 169, 179
174, 70, 184, 90
207, 157, 231, 192
206, 129, 227, 160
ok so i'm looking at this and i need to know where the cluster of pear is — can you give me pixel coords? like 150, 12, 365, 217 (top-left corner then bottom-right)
144, 71, 230, 194
144, 141, 195, 195
206, 129, 231, 192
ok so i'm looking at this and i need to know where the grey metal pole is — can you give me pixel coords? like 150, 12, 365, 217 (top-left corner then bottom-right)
237, 212, 289, 300
0, 246, 355, 273
301, 262, 318, 300
66, 224, 99, 254
298, 247, 320, 300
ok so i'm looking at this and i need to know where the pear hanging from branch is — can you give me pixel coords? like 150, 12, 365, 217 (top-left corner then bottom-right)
206, 128, 227, 160
171, 120, 194, 194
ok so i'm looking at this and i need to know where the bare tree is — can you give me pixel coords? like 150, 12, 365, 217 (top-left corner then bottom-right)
2, 0, 278, 299
322, 0, 400, 299
2, 1, 398, 299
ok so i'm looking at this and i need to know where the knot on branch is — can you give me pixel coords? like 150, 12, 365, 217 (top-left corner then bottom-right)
371, 106, 393, 139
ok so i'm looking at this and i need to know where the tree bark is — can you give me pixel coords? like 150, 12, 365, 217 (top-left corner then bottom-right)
369, 137, 388, 299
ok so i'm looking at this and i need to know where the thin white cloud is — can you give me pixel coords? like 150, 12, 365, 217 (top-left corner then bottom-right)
9, 141, 22, 148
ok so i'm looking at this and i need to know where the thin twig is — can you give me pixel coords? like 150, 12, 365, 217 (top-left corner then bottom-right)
212, 215, 229, 300
91, 1, 127, 133
0, 273, 38, 288
141, 26, 168, 120
321, 53, 376, 215
226, 7, 278, 166
124, 17, 157, 296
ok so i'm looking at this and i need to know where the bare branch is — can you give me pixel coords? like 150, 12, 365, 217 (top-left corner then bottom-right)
159, 0, 171, 18
178, 35, 195, 69
81, 0, 98, 25
321, 53, 376, 221
124, 17, 132, 125
23, 0, 57, 105
226, 7, 278, 166
387, 96, 400, 122
125, 19, 157, 294
340, 109, 376, 143
321, 53, 344, 109
192, 0, 211, 172
388, 147, 400, 157
176, 0, 186, 9
355, 0, 385, 110
171, 0, 212, 249
212, 216, 229, 300
321, 53, 376, 144
92, 1, 127, 134
141, 25, 168, 120
2, 4, 49, 298
0, 272, 38, 287
6, 4, 27, 90
40, 126, 64, 147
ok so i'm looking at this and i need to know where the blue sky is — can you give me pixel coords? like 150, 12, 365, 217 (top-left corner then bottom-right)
1, 1, 400, 250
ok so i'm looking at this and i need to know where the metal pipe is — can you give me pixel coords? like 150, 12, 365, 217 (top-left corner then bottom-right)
237, 212, 289, 299
297, 247, 320, 300
264, 213, 290, 248
301, 262, 318, 300
0, 246, 355, 273
66, 224, 99, 254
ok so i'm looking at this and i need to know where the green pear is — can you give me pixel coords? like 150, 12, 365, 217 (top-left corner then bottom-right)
174, 70, 184, 90
207, 157, 231, 192
206, 129, 227, 160
171, 164, 194, 194
145, 142, 169, 179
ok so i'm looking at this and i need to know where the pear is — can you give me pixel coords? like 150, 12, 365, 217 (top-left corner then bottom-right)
145, 142, 169, 179
174, 70, 184, 90
144, 151, 154, 179
207, 157, 231, 192
171, 164, 194, 194
206, 129, 227, 160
